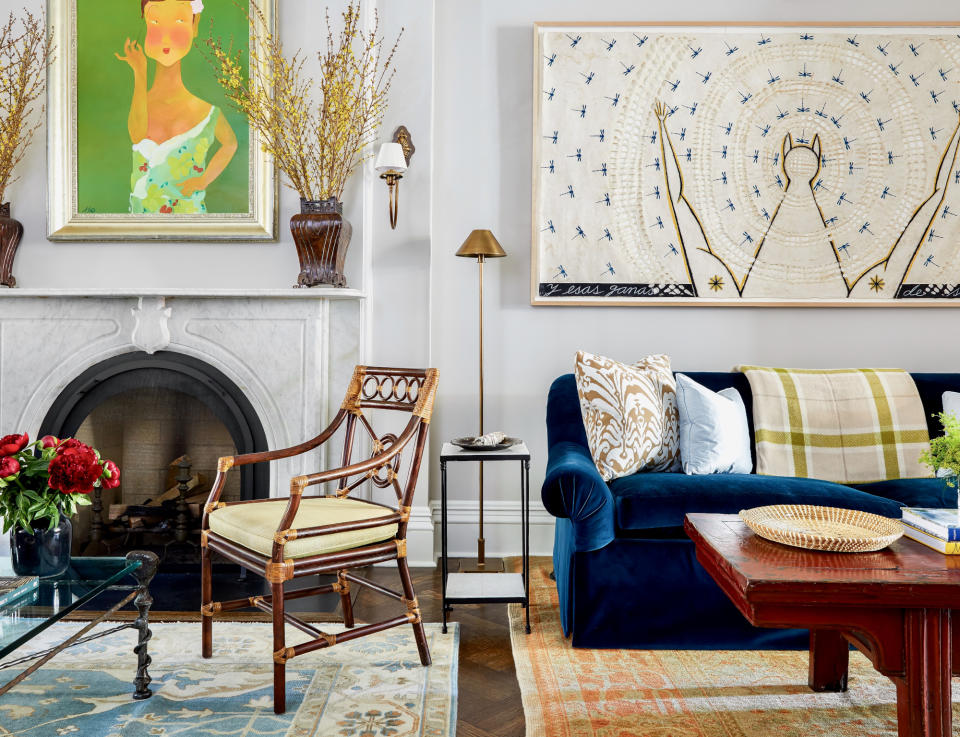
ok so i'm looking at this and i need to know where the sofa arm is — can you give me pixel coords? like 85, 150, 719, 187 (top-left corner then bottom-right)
541, 440, 615, 552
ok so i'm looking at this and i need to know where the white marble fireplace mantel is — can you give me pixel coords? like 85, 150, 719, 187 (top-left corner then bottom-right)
0, 289, 435, 565
0, 289, 365, 492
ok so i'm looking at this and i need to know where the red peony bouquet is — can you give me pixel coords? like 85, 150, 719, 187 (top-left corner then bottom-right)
0, 433, 120, 533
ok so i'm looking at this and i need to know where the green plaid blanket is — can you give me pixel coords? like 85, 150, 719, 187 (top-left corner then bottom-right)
735, 366, 932, 483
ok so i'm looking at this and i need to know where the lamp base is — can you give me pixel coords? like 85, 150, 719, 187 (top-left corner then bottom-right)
456, 557, 505, 573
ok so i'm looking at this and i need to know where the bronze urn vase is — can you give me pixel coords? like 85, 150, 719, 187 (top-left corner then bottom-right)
0, 202, 24, 288
290, 198, 352, 288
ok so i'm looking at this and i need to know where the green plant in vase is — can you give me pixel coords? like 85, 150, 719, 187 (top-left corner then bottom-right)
919, 412, 960, 499
0, 433, 119, 577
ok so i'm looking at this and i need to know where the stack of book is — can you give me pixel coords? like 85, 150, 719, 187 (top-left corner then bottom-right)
0, 574, 38, 608
901, 508, 960, 554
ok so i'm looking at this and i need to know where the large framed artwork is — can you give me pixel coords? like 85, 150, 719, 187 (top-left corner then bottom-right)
47, 0, 277, 241
532, 23, 960, 305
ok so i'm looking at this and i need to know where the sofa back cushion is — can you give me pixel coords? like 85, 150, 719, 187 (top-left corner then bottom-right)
548, 372, 960, 468
911, 374, 960, 437
547, 375, 592, 450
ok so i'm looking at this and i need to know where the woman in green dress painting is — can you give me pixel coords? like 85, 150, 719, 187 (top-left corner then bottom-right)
115, 0, 237, 214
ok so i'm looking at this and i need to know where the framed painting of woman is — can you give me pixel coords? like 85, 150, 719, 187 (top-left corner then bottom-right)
47, 0, 277, 241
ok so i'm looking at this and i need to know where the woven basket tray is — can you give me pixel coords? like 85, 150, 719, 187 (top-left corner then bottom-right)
738, 504, 903, 553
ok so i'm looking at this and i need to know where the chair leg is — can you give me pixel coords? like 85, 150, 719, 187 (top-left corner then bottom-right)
397, 554, 431, 667
338, 571, 355, 629
272, 581, 286, 715
201, 544, 212, 659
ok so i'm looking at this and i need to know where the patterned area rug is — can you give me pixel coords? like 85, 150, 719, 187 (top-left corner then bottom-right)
509, 559, 960, 737
0, 621, 457, 736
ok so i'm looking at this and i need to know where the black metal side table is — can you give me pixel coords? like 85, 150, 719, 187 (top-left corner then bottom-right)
440, 441, 531, 634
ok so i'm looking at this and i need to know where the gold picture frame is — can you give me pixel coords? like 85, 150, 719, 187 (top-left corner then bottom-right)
531, 21, 960, 306
47, 0, 277, 241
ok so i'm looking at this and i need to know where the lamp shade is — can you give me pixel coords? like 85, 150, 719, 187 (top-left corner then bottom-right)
374, 142, 408, 174
456, 229, 507, 259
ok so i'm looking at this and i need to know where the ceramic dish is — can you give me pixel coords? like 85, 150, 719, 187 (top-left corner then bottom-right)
451, 436, 521, 452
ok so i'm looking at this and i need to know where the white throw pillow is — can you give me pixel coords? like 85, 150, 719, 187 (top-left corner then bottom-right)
675, 373, 753, 475
574, 351, 681, 481
943, 391, 960, 419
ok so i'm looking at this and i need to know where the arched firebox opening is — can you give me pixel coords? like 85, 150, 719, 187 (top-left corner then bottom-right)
39, 351, 268, 561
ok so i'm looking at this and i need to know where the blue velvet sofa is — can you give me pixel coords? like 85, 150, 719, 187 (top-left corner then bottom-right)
542, 371, 960, 650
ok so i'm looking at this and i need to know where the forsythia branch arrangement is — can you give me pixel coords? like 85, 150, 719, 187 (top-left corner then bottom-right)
0, 10, 53, 204
205, 1, 401, 201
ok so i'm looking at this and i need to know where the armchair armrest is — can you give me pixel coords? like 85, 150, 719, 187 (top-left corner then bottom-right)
217, 409, 349, 472
203, 410, 350, 523
541, 440, 615, 552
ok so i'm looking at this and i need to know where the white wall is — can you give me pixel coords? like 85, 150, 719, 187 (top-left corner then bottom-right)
368, 0, 433, 369
429, 0, 960, 552
366, 0, 436, 563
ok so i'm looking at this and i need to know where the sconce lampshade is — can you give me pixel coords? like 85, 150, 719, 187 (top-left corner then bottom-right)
456, 229, 507, 259
375, 142, 408, 174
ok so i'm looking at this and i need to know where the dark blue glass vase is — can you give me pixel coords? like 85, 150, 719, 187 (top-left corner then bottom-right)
10, 516, 72, 578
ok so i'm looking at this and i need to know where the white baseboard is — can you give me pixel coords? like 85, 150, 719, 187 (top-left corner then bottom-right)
428, 499, 555, 559
405, 505, 437, 568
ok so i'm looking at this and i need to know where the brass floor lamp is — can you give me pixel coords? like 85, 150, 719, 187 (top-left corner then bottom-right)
456, 229, 506, 572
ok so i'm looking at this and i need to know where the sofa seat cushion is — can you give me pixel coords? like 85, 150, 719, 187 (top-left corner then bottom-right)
608, 472, 905, 532
208, 497, 398, 558
847, 478, 955, 509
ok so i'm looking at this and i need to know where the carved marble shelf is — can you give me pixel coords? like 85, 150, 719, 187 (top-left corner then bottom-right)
0, 288, 365, 299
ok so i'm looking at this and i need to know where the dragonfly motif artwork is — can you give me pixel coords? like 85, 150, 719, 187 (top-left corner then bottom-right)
534, 23, 960, 304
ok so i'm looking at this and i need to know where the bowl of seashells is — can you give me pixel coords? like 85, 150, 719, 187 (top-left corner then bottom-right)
451, 431, 520, 452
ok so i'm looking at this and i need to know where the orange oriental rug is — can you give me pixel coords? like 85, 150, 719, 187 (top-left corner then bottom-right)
508, 558, 960, 737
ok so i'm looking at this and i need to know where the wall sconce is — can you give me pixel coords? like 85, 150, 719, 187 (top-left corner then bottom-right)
375, 126, 414, 230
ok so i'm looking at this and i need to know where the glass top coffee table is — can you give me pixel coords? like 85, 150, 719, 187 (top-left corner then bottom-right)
0, 551, 159, 700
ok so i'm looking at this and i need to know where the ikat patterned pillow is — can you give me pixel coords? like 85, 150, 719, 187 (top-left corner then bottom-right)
574, 351, 681, 481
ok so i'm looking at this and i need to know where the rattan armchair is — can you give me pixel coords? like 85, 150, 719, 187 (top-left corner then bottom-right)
200, 365, 438, 714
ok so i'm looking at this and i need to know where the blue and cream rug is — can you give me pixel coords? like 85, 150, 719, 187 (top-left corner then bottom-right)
0, 621, 458, 736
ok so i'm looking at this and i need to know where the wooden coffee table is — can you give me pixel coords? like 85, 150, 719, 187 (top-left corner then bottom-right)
684, 513, 960, 737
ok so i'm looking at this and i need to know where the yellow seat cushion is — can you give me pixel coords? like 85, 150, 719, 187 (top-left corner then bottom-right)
208, 497, 399, 559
